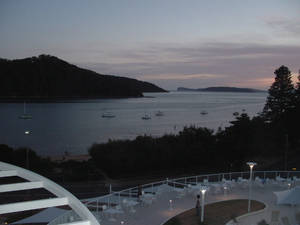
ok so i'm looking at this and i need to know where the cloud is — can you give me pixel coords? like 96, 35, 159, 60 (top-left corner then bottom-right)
139, 73, 226, 81
266, 17, 300, 37
75, 40, 300, 90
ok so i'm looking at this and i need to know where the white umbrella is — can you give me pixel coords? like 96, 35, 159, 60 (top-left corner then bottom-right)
274, 186, 300, 205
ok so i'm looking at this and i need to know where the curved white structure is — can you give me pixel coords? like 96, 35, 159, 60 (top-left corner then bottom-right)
0, 161, 100, 225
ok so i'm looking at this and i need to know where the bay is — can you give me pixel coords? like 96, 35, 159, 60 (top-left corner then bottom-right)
0, 91, 267, 156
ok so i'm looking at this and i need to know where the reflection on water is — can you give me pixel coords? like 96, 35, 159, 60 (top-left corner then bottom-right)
0, 91, 267, 156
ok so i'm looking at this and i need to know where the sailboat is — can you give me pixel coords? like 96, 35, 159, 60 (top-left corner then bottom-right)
155, 111, 164, 116
19, 102, 32, 119
101, 112, 116, 118
200, 110, 208, 115
141, 114, 151, 120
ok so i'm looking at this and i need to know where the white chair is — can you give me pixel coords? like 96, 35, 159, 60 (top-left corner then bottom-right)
254, 177, 264, 187
174, 187, 186, 198
222, 178, 227, 182
230, 180, 236, 189
115, 204, 124, 213
295, 211, 300, 224
122, 198, 129, 211
255, 176, 261, 182
281, 216, 291, 225
141, 197, 153, 206
101, 205, 108, 220
125, 199, 138, 213
293, 176, 300, 181
276, 176, 284, 182
270, 210, 280, 225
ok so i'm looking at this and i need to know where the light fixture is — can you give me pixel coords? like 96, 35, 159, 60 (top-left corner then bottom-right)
247, 162, 257, 169
246, 161, 257, 212
169, 199, 173, 210
200, 186, 208, 222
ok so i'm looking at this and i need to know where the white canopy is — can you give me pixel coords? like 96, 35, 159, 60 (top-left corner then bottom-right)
12, 207, 67, 224
274, 186, 300, 205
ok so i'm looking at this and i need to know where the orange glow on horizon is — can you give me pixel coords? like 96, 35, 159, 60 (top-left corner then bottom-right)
137, 72, 299, 90
138, 73, 226, 81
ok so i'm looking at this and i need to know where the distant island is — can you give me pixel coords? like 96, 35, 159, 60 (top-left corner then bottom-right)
0, 55, 166, 101
177, 86, 266, 93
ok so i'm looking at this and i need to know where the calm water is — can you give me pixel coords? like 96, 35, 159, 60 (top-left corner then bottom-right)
0, 91, 267, 156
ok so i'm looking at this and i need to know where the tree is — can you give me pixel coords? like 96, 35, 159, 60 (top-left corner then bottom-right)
295, 69, 300, 105
263, 65, 295, 121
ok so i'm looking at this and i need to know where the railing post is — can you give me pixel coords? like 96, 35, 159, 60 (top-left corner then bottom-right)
264, 171, 266, 180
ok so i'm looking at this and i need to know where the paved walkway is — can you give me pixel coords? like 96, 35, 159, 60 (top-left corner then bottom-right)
97, 181, 300, 225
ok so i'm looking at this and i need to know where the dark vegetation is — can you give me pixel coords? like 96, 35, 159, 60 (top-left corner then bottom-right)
0, 54, 166, 101
0, 145, 102, 182
0, 65, 300, 181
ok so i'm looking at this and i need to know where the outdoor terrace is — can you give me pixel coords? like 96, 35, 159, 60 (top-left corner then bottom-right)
47, 170, 300, 225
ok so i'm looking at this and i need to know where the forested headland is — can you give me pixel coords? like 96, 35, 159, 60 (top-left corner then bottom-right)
0, 54, 166, 101
1, 65, 300, 181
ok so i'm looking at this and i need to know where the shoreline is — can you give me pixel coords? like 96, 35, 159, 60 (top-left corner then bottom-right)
49, 154, 91, 162
0, 94, 165, 103
0, 96, 143, 103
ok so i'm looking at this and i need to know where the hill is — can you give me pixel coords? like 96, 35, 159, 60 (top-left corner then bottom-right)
0, 55, 166, 101
177, 86, 265, 93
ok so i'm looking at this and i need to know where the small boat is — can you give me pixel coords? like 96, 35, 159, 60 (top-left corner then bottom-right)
155, 111, 164, 116
102, 112, 115, 118
19, 102, 32, 119
200, 110, 208, 115
142, 114, 151, 120
233, 112, 239, 116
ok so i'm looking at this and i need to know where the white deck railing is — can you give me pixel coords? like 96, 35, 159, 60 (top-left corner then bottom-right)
0, 161, 100, 225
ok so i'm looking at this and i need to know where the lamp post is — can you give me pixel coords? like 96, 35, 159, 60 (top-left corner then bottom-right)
224, 186, 228, 196
247, 162, 257, 213
169, 199, 173, 211
24, 130, 31, 169
200, 186, 208, 222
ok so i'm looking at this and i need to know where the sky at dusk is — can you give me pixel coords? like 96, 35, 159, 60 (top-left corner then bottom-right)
1, 0, 300, 90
